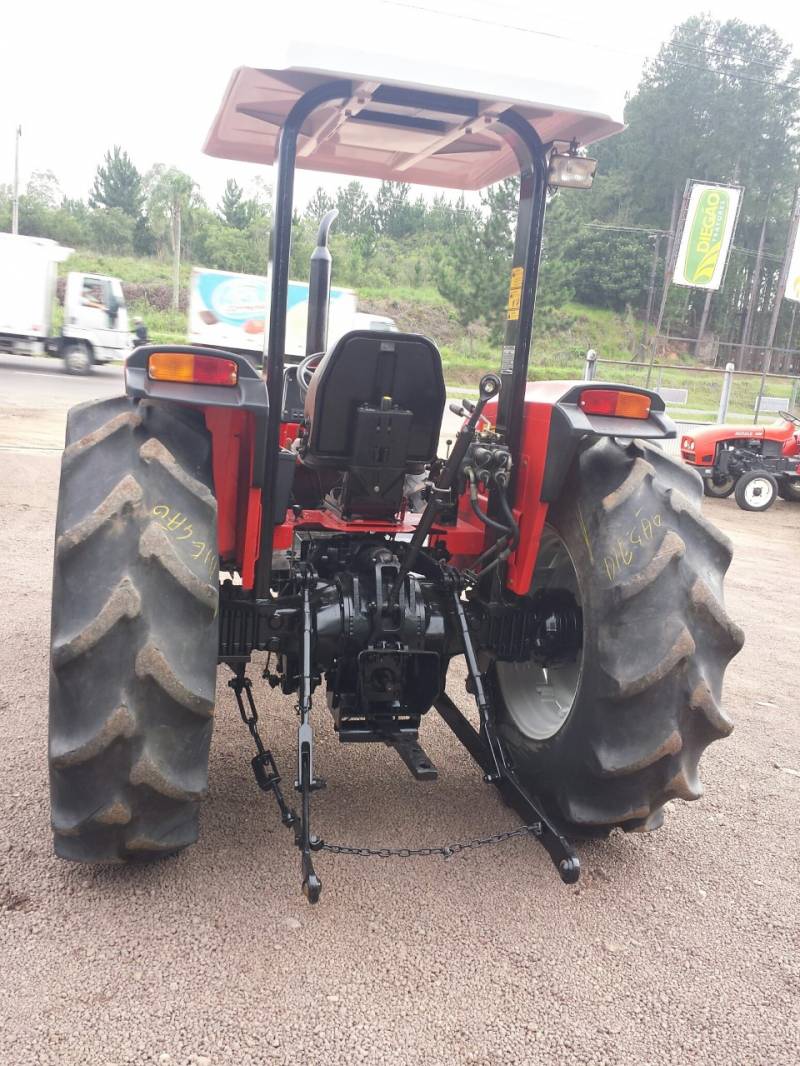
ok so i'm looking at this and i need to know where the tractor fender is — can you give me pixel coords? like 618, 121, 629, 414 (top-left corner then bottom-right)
125, 344, 272, 587
125, 343, 269, 486
489, 380, 674, 596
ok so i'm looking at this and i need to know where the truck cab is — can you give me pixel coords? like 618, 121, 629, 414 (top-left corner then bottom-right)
59, 272, 132, 374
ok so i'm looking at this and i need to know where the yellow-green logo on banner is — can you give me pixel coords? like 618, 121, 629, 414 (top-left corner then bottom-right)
683, 188, 730, 285
673, 182, 742, 291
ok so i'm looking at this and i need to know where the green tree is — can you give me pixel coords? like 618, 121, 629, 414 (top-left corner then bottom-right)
88, 207, 135, 254
218, 178, 250, 229
146, 166, 203, 309
335, 181, 375, 238
435, 196, 485, 328
89, 147, 144, 218
26, 170, 61, 210
374, 181, 424, 238
304, 186, 335, 223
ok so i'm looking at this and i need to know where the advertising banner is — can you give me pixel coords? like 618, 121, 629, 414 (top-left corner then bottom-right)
672, 182, 743, 290
188, 269, 357, 356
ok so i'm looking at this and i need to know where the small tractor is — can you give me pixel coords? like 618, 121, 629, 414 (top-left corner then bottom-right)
681, 413, 800, 511
49, 49, 744, 902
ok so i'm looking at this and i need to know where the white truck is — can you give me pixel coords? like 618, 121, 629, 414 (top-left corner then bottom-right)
188, 267, 396, 361
0, 233, 133, 373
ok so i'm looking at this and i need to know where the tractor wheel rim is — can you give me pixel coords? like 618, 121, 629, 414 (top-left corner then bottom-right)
744, 477, 773, 506
496, 528, 583, 741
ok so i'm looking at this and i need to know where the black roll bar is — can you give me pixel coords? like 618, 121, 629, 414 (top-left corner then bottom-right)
305, 209, 339, 357
254, 83, 548, 599
256, 80, 352, 598
491, 111, 549, 468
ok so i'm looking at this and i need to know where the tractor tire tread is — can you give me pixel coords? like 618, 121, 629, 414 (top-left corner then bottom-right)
49, 395, 218, 863
490, 434, 742, 837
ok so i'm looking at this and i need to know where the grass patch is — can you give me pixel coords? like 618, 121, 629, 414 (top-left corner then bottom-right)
59, 250, 191, 286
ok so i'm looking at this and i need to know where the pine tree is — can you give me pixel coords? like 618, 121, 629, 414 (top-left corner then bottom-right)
218, 178, 250, 229
304, 187, 335, 222
89, 147, 144, 219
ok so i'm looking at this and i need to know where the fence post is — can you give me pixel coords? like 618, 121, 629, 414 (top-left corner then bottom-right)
717, 362, 735, 424
789, 376, 799, 413
753, 347, 772, 424
584, 349, 597, 381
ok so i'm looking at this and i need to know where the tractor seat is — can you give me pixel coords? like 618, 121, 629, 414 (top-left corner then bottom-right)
301, 330, 446, 519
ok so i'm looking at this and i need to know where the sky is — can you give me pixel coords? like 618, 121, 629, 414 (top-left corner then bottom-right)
2, 0, 799, 211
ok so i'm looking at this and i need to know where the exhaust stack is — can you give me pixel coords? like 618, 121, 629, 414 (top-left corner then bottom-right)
305, 209, 338, 356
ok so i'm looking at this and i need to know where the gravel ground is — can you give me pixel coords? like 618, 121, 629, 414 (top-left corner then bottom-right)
0, 423, 798, 1064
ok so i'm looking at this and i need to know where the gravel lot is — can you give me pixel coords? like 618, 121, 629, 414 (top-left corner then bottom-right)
0, 388, 798, 1065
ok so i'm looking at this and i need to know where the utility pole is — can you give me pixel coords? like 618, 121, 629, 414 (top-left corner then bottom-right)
11, 125, 22, 235
737, 203, 770, 369
171, 198, 181, 311
646, 185, 687, 385
640, 233, 662, 354
695, 290, 713, 358
763, 188, 800, 359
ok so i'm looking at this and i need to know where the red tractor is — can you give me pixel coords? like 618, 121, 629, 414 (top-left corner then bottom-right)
49, 53, 743, 902
681, 413, 800, 511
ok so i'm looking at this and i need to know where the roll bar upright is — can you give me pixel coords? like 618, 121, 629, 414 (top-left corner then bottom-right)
254, 84, 549, 599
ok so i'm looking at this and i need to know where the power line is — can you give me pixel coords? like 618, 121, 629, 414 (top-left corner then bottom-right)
383, 2, 800, 92
670, 36, 790, 74
583, 222, 671, 235
576, 222, 785, 263
476, 10, 791, 73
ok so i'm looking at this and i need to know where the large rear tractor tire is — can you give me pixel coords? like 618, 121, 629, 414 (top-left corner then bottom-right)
487, 436, 743, 836
49, 396, 219, 862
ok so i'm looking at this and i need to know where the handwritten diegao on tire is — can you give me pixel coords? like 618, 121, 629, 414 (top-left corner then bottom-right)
602, 508, 663, 582
152, 504, 217, 578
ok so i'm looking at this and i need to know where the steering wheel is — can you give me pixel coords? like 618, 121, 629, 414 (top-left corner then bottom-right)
779, 410, 800, 426
296, 351, 324, 400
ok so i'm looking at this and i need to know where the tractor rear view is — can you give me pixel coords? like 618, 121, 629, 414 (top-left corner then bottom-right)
48, 46, 743, 902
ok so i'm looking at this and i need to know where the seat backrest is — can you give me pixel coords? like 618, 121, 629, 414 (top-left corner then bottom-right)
303, 330, 446, 466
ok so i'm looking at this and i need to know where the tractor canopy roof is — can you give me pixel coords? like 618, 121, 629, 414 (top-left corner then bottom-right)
204, 34, 624, 191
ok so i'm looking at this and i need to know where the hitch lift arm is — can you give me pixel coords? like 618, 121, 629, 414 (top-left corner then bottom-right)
436, 582, 581, 885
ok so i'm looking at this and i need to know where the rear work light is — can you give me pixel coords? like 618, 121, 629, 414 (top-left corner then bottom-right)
148, 351, 238, 386
579, 389, 651, 419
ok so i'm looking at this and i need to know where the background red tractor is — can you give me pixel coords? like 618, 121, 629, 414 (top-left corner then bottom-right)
681, 412, 800, 511
48, 50, 743, 902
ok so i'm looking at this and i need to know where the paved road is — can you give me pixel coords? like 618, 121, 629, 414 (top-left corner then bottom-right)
0, 354, 124, 451
0, 389, 798, 1064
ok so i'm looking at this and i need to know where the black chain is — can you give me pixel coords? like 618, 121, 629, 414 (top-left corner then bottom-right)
231, 670, 543, 863
318, 822, 541, 859
229, 671, 297, 828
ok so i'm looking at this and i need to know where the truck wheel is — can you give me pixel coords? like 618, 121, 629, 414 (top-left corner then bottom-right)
703, 475, 736, 498
49, 396, 219, 862
486, 436, 743, 836
734, 470, 777, 512
63, 344, 92, 375
777, 478, 800, 502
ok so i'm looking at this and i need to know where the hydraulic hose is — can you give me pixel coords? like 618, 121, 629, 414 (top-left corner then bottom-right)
493, 478, 520, 549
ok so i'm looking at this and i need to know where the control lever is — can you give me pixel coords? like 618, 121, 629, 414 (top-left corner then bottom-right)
387, 374, 502, 606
